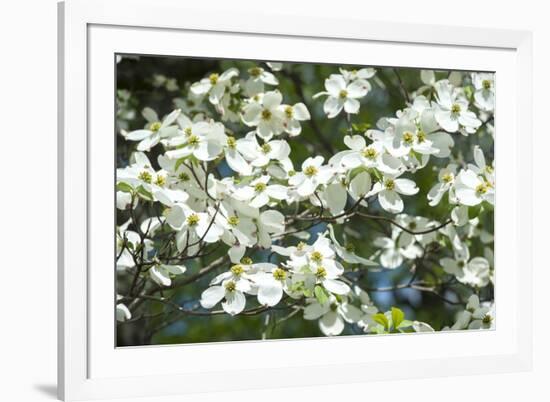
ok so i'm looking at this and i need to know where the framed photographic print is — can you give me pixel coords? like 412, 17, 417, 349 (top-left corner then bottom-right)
58, 0, 533, 400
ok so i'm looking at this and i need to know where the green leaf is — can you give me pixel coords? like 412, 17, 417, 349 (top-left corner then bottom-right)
372, 313, 389, 330
463, 85, 474, 101
351, 122, 371, 133
368, 168, 383, 182
468, 204, 483, 219
116, 182, 134, 194
398, 319, 414, 329
314, 285, 329, 306
136, 185, 153, 201
174, 157, 188, 172
391, 307, 405, 329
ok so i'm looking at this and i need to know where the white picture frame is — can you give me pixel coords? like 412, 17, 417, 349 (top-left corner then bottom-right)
58, 0, 533, 400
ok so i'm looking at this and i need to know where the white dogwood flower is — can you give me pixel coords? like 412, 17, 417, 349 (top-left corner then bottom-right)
257, 210, 285, 248
191, 68, 239, 105
314, 74, 370, 118
339, 67, 376, 83
116, 297, 132, 322
467, 295, 495, 329
287, 235, 350, 296
200, 276, 250, 316
166, 204, 224, 251
450, 295, 494, 330
232, 175, 288, 208
244, 66, 279, 96
468, 145, 495, 186
222, 134, 252, 176
440, 248, 490, 288
252, 266, 290, 307
434, 80, 481, 134
165, 121, 225, 162
242, 90, 286, 140
125, 107, 180, 151
428, 164, 457, 206
303, 296, 362, 336
454, 169, 494, 206
236, 132, 291, 168
367, 173, 419, 214
471, 73, 495, 111
391, 113, 439, 157
280, 102, 311, 136
337, 135, 402, 175
117, 152, 189, 207
149, 264, 186, 287
373, 232, 422, 269
288, 156, 335, 197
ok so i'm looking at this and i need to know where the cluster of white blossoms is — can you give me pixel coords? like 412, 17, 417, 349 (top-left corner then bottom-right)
116, 62, 495, 338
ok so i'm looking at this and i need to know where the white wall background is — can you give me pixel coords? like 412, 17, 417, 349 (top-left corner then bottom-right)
0, 0, 546, 400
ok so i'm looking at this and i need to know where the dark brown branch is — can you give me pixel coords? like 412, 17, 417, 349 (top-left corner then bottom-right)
393, 68, 411, 104
357, 212, 453, 235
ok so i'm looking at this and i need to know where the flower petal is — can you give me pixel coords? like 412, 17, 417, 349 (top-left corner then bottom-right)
200, 286, 225, 309
319, 311, 345, 336
222, 291, 246, 315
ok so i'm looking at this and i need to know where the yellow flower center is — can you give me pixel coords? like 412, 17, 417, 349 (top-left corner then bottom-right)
138, 171, 152, 183
475, 183, 488, 195
362, 147, 378, 159
224, 280, 236, 292
339, 89, 348, 99
403, 131, 414, 145
155, 175, 166, 187
442, 173, 454, 183
310, 251, 323, 264
284, 106, 293, 119
482, 314, 493, 324
184, 127, 192, 137
241, 256, 253, 265
254, 182, 267, 193
186, 213, 200, 226
249, 67, 262, 77
451, 103, 461, 114
315, 266, 327, 279
261, 108, 272, 120
228, 215, 240, 227
297, 241, 306, 251
209, 73, 219, 85
149, 121, 162, 132
482, 79, 491, 90
384, 178, 395, 190
304, 165, 318, 177
273, 268, 287, 281
188, 135, 200, 146
226, 136, 236, 149
261, 143, 272, 154
417, 130, 426, 143
230, 265, 244, 276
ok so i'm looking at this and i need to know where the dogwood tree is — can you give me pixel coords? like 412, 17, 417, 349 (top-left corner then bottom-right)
115, 57, 494, 345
